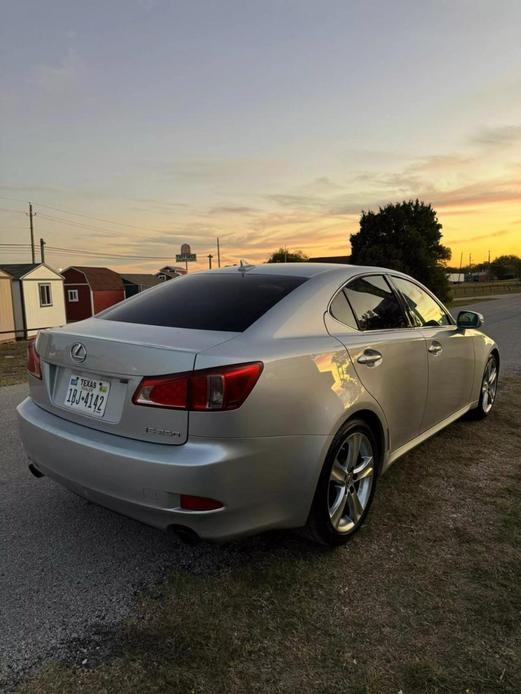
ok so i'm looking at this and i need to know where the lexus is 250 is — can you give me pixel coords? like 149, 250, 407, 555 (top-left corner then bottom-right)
17, 263, 499, 545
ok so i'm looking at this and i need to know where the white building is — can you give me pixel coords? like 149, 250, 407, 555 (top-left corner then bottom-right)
0, 263, 66, 338
0, 268, 16, 342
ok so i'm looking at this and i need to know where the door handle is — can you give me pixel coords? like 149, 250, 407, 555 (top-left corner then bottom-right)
357, 349, 383, 366
428, 342, 443, 355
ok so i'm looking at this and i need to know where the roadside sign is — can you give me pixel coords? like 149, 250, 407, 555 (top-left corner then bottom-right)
176, 243, 197, 270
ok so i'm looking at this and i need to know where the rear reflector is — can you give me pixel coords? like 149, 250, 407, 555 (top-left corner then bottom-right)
27, 338, 42, 380
133, 362, 263, 411
180, 495, 223, 511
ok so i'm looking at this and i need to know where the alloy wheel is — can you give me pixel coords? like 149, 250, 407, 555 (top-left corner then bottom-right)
328, 431, 375, 534
482, 356, 498, 414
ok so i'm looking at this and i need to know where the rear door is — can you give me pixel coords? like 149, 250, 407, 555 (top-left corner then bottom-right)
390, 276, 475, 430
327, 274, 428, 451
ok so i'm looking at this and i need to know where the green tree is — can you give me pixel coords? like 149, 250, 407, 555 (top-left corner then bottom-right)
267, 248, 308, 263
490, 255, 521, 280
350, 200, 451, 301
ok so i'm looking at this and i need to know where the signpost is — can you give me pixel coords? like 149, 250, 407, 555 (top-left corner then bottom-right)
175, 243, 197, 272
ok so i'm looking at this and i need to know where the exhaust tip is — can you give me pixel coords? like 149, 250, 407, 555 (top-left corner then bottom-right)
167, 525, 200, 546
28, 463, 45, 479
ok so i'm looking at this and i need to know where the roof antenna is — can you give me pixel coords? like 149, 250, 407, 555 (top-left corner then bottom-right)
238, 259, 255, 272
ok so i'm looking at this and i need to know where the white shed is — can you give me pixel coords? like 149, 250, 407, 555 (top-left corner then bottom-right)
0, 268, 16, 342
0, 263, 66, 338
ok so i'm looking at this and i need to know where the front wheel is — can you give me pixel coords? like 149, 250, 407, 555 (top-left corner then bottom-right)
468, 353, 499, 420
306, 419, 379, 546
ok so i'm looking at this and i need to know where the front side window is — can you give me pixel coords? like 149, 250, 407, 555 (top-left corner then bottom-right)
68, 289, 79, 302
392, 277, 450, 327
38, 283, 52, 307
344, 275, 407, 331
101, 272, 307, 332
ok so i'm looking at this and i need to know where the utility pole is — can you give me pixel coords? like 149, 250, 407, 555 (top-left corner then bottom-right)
207, 253, 213, 269
40, 238, 46, 263
488, 249, 491, 280
216, 237, 221, 268
27, 202, 36, 263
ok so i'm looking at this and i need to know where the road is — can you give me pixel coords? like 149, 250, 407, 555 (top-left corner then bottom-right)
0, 293, 519, 687
456, 293, 521, 375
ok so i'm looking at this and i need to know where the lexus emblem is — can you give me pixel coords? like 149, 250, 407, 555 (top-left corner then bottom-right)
70, 343, 87, 363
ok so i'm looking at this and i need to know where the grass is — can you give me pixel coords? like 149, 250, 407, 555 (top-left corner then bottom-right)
450, 296, 498, 307
16, 379, 521, 694
0, 340, 27, 386
451, 280, 521, 300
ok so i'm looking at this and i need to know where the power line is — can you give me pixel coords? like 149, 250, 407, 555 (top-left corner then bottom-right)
0, 195, 175, 234
46, 245, 173, 260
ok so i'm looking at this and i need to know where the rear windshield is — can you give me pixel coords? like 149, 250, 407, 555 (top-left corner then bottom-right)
100, 272, 307, 332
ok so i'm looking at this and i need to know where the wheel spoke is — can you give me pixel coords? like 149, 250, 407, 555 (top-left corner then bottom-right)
330, 486, 348, 528
331, 459, 346, 484
347, 487, 364, 523
353, 457, 374, 483
488, 366, 497, 386
482, 389, 489, 411
346, 432, 362, 470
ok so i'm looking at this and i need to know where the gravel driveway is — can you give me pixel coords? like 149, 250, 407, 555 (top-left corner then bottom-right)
1, 293, 519, 688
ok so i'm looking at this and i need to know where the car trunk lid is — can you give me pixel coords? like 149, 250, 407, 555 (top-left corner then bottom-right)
31, 318, 236, 445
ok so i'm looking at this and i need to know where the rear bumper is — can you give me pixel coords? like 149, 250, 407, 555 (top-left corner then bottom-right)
17, 398, 329, 541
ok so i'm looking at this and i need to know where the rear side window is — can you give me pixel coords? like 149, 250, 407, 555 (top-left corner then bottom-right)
100, 273, 307, 332
330, 291, 358, 329
344, 275, 407, 331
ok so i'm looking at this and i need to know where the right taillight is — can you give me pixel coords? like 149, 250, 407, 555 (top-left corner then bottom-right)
27, 338, 42, 380
132, 362, 263, 411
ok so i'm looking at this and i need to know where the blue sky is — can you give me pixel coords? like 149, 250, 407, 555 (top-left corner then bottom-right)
1, 0, 520, 271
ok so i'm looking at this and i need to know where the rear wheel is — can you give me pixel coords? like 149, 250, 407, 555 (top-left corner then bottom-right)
306, 419, 379, 546
468, 353, 499, 420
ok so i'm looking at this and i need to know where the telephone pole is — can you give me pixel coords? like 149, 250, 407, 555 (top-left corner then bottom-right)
28, 202, 36, 263
216, 237, 221, 268
40, 238, 46, 263
207, 253, 213, 269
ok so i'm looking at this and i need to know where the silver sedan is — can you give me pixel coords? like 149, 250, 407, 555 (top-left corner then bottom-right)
17, 263, 499, 545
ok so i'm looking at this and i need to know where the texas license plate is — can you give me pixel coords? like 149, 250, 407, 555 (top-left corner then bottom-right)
64, 375, 111, 418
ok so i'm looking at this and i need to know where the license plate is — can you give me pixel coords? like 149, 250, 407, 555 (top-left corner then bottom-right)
64, 375, 111, 418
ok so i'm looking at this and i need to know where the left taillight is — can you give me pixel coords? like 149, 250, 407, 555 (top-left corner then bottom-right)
132, 362, 263, 411
27, 338, 42, 380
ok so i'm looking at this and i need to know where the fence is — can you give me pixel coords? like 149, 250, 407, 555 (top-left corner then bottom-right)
451, 280, 521, 298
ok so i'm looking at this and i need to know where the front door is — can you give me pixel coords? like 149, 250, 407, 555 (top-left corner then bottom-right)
390, 275, 475, 431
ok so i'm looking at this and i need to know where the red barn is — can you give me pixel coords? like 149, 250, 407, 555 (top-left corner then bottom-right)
62, 266, 125, 323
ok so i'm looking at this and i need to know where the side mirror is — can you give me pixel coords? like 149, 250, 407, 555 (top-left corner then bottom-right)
457, 310, 483, 330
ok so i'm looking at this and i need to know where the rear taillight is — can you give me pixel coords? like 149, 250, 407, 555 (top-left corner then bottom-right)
180, 495, 223, 511
132, 362, 263, 411
27, 339, 42, 380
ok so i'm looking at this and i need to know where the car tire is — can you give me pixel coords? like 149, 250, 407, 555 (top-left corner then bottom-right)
467, 352, 499, 420
305, 418, 379, 546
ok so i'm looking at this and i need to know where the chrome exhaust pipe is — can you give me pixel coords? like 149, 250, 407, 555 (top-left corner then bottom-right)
28, 463, 45, 478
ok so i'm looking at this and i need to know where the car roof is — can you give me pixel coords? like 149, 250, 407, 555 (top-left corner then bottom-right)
202, 262, 392, 279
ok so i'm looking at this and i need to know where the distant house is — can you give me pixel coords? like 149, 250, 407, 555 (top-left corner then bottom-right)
308, 256, 351, 264
0, 263, 66, 339
0, 268, 16, 342
120, 273, 161, 298
155, 265, 187, 281
62, 266, 125, 322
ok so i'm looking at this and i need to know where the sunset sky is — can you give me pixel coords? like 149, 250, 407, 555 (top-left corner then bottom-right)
1, 0, 520, 273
